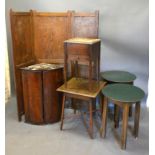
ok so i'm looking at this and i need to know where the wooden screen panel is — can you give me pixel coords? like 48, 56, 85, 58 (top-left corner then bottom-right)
10, 10, 35, 121
22, 70, 44, 124
10, 11, 34, 65
43, 68, 63, 123
72, 11, 99, 38
33, 12, 71, 63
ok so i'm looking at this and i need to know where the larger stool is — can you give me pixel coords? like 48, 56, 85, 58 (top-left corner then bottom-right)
100, 70, 136, 126
100, 84, 145, 149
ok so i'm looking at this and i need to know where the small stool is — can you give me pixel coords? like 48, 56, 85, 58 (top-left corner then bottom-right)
100, 70, 136, 126
57, 77, 105, 139
100, 84, 145, 149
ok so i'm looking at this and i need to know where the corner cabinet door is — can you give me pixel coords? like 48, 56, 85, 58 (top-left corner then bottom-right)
22, 70, 44, 124
43, 68, 63, 123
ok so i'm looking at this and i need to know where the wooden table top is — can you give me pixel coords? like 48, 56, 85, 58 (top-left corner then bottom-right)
100, 70, 136, 83
64, 38, 101, 45
57, 77, 106, 98
102, 84, 145, 103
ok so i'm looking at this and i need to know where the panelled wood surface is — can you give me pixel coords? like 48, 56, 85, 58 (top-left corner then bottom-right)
10, 10, 99, 121
33, 12, 72, 64
21, 68, 63, 124
22, 70, 44, 124
10, 10, 35, 121
71, 11, 99, 38
43, 68, 63, 123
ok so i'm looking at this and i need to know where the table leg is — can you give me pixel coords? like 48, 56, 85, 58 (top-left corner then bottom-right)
114, 104, 120, 128
100, 93, 104, 115
60, 94, 66, 130
129, 81, 133, 117
133, 102, 140, 138
89, 99, 93, 139
71, 60, 75, 77
75, 60, 79, 79
100, 96, 108, 138
129, 105, 132, 117
71, 98, 76, 114
89, 60, 92, 91
64, 43, 68, 87
121, 104, 129, 150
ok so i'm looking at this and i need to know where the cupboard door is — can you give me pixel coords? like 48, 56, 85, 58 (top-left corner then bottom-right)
22, 70, 44, 124
43, 68, 63, 123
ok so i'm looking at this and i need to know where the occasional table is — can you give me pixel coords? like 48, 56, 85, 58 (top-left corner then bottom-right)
57, 77, 106, 139
100, 84, 145, 149
100, 70, 136, 126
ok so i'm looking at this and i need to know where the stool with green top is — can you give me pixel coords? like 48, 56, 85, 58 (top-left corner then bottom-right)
100, 84, 145, 149
100, 70, 136, 127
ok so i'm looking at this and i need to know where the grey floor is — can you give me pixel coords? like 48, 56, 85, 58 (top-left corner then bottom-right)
6, 97, 149, 155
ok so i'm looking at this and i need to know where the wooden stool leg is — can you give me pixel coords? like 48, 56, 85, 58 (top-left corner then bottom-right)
114, 105, 120, 128
121, 104, 129, 150
60, 94, 66, 130
134, 102, 140, 138
100, 94, 104, 115
129, 105, 132, 117
129, 81, 133, 117
89, 99, 93, 139
100, 97, 108, 138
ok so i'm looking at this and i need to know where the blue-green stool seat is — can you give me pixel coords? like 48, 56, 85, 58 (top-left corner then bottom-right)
102, 84, 144, 103
100, 70, 136, 83
100, 84, 145, 150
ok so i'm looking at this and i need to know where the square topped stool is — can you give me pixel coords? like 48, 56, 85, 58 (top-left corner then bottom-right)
57, 77, 106, 139
64, 38, 101, 90
100, 84, 145, 149
100, 70, 137, 126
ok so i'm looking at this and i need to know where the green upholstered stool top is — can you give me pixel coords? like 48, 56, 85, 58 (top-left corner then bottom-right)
100, 71, 136, 83
102, 84, 145, 103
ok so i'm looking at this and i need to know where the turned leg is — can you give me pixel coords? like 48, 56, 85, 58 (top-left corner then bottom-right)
133, 102, 140, 138
121, 104, 129, 150
89, 99, 93, 139
114, 104, 120, 128
60, 94, 66, 130
100, 97, 108, 138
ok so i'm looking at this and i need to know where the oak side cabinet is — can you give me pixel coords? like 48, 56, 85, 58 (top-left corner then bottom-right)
21, 64, 63, 125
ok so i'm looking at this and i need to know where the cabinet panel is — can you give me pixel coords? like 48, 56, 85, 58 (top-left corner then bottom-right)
43, 68, 63, 123
22, 71, 44, 124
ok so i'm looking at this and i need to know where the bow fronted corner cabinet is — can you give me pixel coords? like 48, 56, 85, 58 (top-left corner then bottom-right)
10, 9, 99, 123
21, 64, 63, 124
